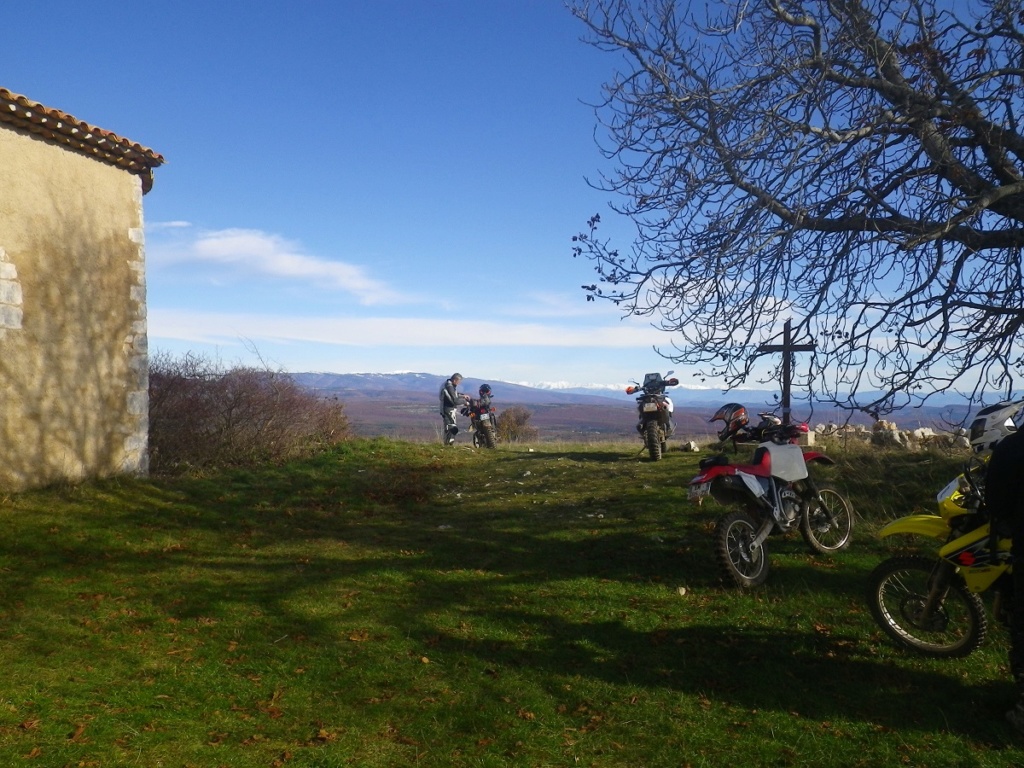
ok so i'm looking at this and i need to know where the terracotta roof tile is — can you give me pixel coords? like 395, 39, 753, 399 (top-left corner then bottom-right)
0, 86, 164, 193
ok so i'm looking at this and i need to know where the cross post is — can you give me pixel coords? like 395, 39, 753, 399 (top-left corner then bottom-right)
754, 319, 815, 425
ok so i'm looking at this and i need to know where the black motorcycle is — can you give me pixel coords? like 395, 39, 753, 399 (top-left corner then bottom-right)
462, 386, 498, 449
626, 372, 680, 460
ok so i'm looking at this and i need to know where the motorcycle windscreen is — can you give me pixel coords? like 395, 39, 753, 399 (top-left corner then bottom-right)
764, 443, 809, 482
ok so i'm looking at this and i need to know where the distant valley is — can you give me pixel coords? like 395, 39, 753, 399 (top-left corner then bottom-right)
291, 372, 973, 443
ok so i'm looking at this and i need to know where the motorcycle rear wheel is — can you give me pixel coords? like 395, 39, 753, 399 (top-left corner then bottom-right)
481, 424, 496, 449
645, 422, 662, 461
799, 486, 853, 555
715, 510, 770, 588
866, 555, 987, 658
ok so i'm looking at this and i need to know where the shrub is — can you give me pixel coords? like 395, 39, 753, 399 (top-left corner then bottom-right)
496, 405, 539, 443
148, 351, 350, 473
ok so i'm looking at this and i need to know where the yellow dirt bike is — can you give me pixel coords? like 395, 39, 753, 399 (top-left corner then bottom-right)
866, 458, 1013, 658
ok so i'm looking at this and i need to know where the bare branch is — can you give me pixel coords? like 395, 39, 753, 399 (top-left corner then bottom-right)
571, 0, 1024, 413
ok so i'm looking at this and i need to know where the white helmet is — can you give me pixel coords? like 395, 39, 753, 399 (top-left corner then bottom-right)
969, 400, 1024, 455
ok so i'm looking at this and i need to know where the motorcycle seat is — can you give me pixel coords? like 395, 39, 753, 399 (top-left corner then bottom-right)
728, 443, 808, 480
698, 454, 730, 471
737, 446, 773, 478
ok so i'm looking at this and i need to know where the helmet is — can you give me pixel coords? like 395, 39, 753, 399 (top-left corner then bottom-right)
710, 403, 748, 441
969, 401, 1024, 455
479, 384, 492, 396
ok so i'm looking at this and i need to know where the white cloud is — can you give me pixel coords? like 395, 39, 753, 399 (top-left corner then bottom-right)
147, 220, 193, 231
502, 290, 606, 319
148, 227, 406, 306
149, 309, 665, 349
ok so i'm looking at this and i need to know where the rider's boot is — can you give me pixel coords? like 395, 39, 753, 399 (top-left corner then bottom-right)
1007, 676, 1024, 735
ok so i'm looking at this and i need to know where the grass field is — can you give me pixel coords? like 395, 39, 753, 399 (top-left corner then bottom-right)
1, 438, 1021, 767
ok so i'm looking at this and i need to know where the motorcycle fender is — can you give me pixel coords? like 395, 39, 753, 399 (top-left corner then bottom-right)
802, 452, 835, 465
877, 515, 949, 542
690, 464, 737, 485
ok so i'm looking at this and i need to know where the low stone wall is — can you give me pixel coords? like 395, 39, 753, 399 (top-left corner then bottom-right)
679, 421, 971, 453
813, 421, 971, 451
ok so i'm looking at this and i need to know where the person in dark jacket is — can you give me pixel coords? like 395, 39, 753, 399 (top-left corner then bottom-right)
985, 423, 1024, 733
439, 373, 468, 445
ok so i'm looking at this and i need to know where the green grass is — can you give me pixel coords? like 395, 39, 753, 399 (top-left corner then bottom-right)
0, 438, 1020, 766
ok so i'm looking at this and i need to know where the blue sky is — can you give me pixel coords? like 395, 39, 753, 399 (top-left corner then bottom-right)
5, 1, 706, 391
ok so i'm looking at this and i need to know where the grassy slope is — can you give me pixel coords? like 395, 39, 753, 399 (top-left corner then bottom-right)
0, 439, 1020, 767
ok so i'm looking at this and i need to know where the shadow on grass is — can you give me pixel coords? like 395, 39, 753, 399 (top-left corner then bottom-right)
415, 612, 1018, 744
498, 449, 639, 464
2, 442, 1016, 751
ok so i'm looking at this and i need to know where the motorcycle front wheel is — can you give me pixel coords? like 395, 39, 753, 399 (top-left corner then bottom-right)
715, 510, 770, 588
799, 486, 853, 555
866, 555, 987, 658
644, 422, 662, 461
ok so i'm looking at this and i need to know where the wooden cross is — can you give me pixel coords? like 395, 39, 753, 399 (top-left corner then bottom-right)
755, 319, 815, 425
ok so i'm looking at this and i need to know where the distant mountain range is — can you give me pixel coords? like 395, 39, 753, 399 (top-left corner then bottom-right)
290, 372, 975, 443
291, 371, 632, 406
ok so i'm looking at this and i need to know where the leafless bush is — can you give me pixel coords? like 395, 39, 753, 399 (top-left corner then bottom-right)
148, 351, 350, 473
496, 405, 539, 443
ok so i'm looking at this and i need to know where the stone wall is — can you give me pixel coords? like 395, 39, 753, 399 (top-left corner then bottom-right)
0, 125, 148, 488
683, 420, 972, 453
813, 420, 971, 451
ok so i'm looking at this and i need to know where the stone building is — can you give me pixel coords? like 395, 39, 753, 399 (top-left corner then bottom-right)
0, 86, 164, 488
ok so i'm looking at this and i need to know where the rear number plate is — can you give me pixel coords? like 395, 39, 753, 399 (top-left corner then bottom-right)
688, 482, 710, 501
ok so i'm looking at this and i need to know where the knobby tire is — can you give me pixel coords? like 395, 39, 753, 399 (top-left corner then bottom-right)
799, 486, 854, 555
645, 422, 662, 461
715, 509, 770, 588
866, 555, 986, 658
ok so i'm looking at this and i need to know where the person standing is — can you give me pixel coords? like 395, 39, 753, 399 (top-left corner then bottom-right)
439, 373, 467, 445
968, 400, 1024, 733
985, 423, 1024, 734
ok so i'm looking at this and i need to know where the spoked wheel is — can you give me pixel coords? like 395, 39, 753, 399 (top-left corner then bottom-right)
481, 424, 496, 449
866, 556, 986, 658
645, 422, 662, 461
715, 510, 770, 588
800, 486, 854, 555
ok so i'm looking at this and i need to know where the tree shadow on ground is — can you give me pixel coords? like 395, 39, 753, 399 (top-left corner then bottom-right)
3, 445, 1017, 753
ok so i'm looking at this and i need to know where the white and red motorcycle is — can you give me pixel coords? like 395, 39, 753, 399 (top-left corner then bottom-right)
688, 415, 854, 587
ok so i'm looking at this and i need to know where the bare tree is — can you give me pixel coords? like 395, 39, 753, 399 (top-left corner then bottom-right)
570, 0, 1024, 414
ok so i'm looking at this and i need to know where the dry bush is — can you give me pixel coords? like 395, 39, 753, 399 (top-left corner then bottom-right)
148, 351, 350, 473
496, 405, 539, 443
